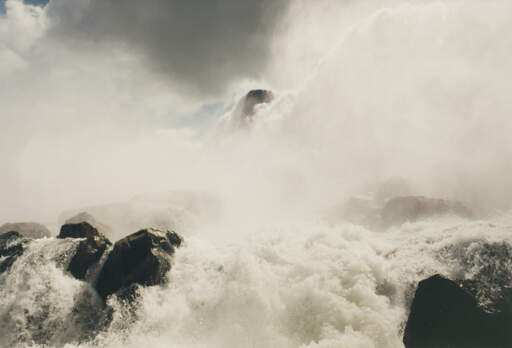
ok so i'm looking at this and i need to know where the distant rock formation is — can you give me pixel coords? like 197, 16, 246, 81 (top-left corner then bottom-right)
0, 222, 51, 239
0, 231, 29, 274
95, 228, 183, 300
57, 222, 112, 280
327, 194, 473, 230
404, 274, 512, 348
381, 196, 473, 228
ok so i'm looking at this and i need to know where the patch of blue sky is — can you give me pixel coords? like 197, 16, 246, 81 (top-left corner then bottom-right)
176, 101, 232, 130
1, 0, 49, 14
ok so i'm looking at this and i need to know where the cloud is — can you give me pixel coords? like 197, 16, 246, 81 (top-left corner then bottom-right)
45, 0, 290, 96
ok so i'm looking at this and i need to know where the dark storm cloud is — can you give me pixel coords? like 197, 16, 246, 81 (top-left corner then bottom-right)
46, 0, 290, 96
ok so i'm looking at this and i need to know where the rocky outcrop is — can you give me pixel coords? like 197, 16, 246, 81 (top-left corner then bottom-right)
381, 196, 473, 228
327, 194, 473, 230
241, 89, 274, 117
64, 212, 112, 237
0, 231, 29, 274
0, 222, 51, 239
223, 89, 274, 129
57, 222, 112, 280
95, 228, 182, 300
404, 274, 512, 348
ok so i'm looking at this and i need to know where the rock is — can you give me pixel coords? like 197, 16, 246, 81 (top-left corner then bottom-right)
381, 196, 473, 228
64, 212, 112, 237
404, 274, 512, 348
59, 191, 219, 241
224, 89, 274, 129
95, 228, 183, 300
241, 89, 274, 117
57, 222, 112, 280
0, 231, 29, 274
0, 222, 51, 239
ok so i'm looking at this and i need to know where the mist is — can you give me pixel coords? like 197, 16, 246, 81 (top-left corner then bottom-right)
1, 0, 512, 228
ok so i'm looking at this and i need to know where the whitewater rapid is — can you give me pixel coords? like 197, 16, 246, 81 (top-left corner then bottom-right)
2, 213, 512, 348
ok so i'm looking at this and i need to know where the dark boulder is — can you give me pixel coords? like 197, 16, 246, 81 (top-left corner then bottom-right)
57, 222, 112, 280
95, 228, 183, 300
0, 222, 51, 239
225, 89, 274, 129
241, 89, 274, 117
64, 212, 112, 237
0, 231, 29, 274
381, 196, 472, 228
404, 274, 512, 348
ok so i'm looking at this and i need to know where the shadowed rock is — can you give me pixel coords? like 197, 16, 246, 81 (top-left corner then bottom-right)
58, 222, 112, 280
404, 274, 512, 348
0, 222, 51, 239
224, 89, 274, 129
65, 212, 112, 237
241, 89, 273, 117
95, 228, 183, 300
0, 231, 29, 274
381, 196, 472, 228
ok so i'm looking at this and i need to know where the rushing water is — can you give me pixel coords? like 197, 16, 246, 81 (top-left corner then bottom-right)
2, 215, 512, 348
2, 1, 512, 347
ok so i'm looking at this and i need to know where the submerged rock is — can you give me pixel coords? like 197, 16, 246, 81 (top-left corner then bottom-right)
95, 228, 183, 300
0, 222, 51, 239
0, 231, 29, 274
57, 222, 112, 280
381, 196, 472, 228
404, 274, 512, 348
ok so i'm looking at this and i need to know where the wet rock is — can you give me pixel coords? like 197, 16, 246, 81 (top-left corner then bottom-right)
225, 89, 274, 129
64, 212, 112, 237
0, 231, 29, 274
241, 89, 274, 117
95, 228, 183, 300
381, 196, 472, 228
0, 222, 51, 239
57, 222, 112, 280
404, 274, 512, 348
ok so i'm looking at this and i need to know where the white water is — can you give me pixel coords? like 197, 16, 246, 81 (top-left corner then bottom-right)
2, 1, 512, 347
2, 215, 512, 348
